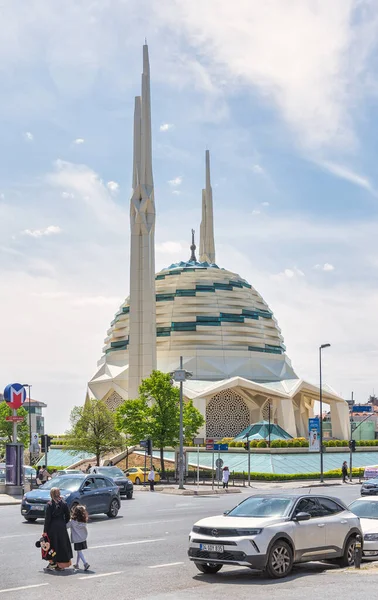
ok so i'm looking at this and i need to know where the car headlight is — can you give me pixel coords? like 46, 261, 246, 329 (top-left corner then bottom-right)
364, 533, 378, 541
236, 528, 263, 536
192, 526, 201, 533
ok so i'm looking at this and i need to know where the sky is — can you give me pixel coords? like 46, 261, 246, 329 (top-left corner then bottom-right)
1, 0, 378, 433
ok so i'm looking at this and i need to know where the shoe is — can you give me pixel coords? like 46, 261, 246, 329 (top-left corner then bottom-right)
73, 564, 79, 569
46, 563, 57, 570
84, 563, 90, 571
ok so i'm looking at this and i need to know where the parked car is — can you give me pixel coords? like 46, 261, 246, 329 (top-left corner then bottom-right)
125, 467, 160, 485
21, 474, 121, 522
55, 469, 83, 477
24, 466, 37, 487
90, 466, 133, 499
349, 496, 378, 559
188, 494, 362, 578
361, 478, 378, 496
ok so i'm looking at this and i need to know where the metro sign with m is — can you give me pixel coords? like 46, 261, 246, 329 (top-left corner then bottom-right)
3, 383, 26, 410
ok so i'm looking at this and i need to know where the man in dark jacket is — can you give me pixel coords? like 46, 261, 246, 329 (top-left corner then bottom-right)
342, 461, 348, 483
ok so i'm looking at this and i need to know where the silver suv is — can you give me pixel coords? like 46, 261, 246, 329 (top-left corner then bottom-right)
188, 494, 362, 578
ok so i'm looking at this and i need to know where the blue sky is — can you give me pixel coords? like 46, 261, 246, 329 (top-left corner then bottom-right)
1, 0, 378, 433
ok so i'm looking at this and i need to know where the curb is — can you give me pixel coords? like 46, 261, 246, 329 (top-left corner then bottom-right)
159, 488, 241, 496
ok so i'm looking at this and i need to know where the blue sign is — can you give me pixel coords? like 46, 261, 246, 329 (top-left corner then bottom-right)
352, 405, 372, 413
214, 444, 229, 451
3, 383, 26, 409
308, 418, 320, 452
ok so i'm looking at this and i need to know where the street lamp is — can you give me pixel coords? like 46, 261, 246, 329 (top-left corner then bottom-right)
171, 356, 192, 490
319, 344, 331, 483
22, 384, 32, 466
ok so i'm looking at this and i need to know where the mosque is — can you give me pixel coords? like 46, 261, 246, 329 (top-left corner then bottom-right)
87, 45, 350, 441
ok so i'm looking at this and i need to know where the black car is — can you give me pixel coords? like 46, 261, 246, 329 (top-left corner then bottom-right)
361, 478, 378, 496
21, 474, 121, 521
90, 466, 133, 499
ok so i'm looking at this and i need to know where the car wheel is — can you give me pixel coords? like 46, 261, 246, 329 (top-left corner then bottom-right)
335, 536, 356, 567
265, 540, 293, 579
25, 517, 37, 522
107, 499, 120, 518
194, 562, 222, 574
135, 477, 141, 485
126, 492, 133, 499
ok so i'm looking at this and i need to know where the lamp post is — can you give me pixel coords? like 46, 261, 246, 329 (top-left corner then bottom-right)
171, 357, 192, 490
22, 384, 32, 466
319, 344, 331, 483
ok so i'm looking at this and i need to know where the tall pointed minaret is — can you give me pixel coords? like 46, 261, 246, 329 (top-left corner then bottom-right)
199, 150, 216, 263
128, 44, 156, 399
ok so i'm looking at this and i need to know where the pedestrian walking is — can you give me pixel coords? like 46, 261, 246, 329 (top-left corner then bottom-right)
43, 487, 72, 570
148, 466, 155, 491
36, 467, 43, 486
67, 505, 90, 571
342, 461, 349, 483
222, 466, 230, 489
86, 464, 92, 474
40, 465, 49, 485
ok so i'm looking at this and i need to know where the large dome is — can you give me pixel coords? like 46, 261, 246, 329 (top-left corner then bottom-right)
100, 260, 296, 383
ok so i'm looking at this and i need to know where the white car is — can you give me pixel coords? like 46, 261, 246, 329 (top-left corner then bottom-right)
348, 496, 378, 559
188, 494, 362, 578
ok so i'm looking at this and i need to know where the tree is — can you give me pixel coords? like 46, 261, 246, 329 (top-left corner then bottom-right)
67, 399, 123, 466
0, 402, 29, 456
115, 370, 204, 475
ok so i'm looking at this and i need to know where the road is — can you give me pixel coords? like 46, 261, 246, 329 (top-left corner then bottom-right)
0, 484, 377, 599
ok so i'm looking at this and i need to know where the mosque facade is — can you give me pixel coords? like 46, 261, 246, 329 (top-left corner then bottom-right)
87, 45, 350, 441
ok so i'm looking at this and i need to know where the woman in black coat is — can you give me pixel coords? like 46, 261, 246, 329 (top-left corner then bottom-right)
43, 487, 73, 570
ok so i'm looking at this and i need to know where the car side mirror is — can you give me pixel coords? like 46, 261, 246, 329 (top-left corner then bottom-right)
223, 510, 230, 515
82, 486, 91, 493
293, 511, 311, 522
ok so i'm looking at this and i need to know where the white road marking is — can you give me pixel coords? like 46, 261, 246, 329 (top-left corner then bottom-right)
149, 562, 184, 569
79, 571, 123, 580
91, 538, 165, 549
123, 519, 182, 527
0, 583, 49, 594
0, 533, 36, 540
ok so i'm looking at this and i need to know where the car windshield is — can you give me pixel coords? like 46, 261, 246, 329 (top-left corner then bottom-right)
41, 476, 85, 492
349, 500, 378, 519
98, 467, 124, 478
227, 496, 293, 518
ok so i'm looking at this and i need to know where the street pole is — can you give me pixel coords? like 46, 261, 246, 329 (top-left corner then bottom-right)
178, 356, 184, 490
247, 435, 251, 487
12, 409, 17, 444
212, 449, 215, 491
319, 343, 331, 483
268, 401, 271, 448
197, 443, 200, 488
22, 384, 32, 466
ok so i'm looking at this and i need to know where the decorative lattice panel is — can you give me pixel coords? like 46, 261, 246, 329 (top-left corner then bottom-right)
261, 399, 273, 420
206, 390, 250, 438
106, 390, 124, 411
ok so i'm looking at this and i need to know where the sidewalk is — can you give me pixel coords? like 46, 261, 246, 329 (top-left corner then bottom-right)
0, 494, 22, 506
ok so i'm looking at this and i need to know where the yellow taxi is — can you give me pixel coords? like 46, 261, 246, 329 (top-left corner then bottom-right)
124, 467, 161, 485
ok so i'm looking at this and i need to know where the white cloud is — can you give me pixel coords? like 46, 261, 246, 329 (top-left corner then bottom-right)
22, 225, 61, 238
252, 209, 261, 215
317, 161, 375, 194
107, 181, 119, 193
172, 190, 182, 195
314, 263, 335, 272
61, 191, 74, 199
168, 176, 182, 187
159, 123, 174, 132
261, 201, 270, 207
24, 131, 34, 141
252, 164, 265, 175
156, 241, 183, 254
273, 266, 305, 280
74, 138, 85, 145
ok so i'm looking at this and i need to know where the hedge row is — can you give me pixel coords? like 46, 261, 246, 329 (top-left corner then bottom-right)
163, 467, 364, 481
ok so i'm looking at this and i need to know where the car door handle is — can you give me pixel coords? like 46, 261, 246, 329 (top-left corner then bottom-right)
317, 524, 325, 527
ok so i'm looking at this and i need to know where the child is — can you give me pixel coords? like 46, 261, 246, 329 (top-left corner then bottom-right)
67, 504, 90, 571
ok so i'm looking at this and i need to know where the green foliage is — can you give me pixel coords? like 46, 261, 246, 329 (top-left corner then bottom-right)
270, 440, 281, 448
229, 441, 236, 447
292, 440, 301, 447
115, 370, 204, 474
327, 440, 336, 446
0, 402, 29, 454
235, 441, 245, 448
249, 439, 258, 447
257, 440, 267, 448
280, 440, 288, 448
66, 398, 122, 466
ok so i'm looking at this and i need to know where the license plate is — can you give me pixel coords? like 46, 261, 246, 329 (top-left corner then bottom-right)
33, 505, 45, 511
200, 544, 224, 553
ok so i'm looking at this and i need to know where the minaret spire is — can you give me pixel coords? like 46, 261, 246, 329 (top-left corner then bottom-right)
199, 150, 216, 263
189, 229, 197, 262
128, 43, 157, 399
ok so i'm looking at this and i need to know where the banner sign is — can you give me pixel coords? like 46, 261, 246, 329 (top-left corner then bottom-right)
308, 418, 320, 452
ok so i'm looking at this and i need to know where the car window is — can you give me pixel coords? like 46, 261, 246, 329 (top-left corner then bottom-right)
42, 477, 84, 491
84, 477, 97, 490
317, 498, 343, 516
128, 468, 138, 473
227, 496, 293, 518
294, 498, 323, 518
95, 477, 108, 489
349, 500, 378, 519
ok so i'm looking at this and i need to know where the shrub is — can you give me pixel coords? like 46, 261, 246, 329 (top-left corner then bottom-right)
335, 440, 342, 447
250, 440, 258, 448
327, 440, 336, 447
280, 440, 288, 448
341, 440, 349, 447
270, 440, 281, 448
300, 440, 309, 447
287, 440, 294, 447
292, 440, 301, 447
257, 440, 267, 448
229, 441, 236, 447
235, 441, 245, 448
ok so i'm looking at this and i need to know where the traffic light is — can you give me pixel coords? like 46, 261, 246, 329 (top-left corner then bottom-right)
349, 439, 356, 452
41, 435, 53, 453
140, 438, 152, 455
